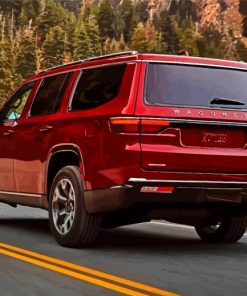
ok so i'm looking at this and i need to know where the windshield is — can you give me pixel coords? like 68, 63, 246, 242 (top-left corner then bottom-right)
145, 63, 247, 108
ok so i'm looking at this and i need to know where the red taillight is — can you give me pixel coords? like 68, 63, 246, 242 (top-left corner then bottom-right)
141, 118, 170, 133
109, 117, 170, 134
109, 117, 140, 133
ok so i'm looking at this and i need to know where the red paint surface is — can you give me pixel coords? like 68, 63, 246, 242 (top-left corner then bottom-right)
2, 53, 247, 196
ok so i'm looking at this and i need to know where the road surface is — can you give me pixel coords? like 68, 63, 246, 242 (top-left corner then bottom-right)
0, 204, 246, 296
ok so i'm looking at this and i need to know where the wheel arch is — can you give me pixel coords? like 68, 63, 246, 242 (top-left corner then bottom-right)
45, 144, 86, 198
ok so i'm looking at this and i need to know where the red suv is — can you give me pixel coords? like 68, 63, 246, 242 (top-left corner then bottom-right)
1, 51, 247, 247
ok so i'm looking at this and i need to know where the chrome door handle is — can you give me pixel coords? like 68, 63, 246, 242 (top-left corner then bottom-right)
3, 129, 14, 136
39, 125, 53, 133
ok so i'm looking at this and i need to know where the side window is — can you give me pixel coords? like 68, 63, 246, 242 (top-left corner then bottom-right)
30, 73, 71, 116
0, 81, 35, 122
71, 64, 126, 111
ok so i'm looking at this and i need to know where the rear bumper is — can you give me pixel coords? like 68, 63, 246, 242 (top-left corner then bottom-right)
84, 178, 247, 214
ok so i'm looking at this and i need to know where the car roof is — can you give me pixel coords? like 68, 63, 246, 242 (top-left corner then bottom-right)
26, 52, 247, 82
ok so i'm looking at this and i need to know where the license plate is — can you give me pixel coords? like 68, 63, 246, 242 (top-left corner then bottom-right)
201, 132, 229, 147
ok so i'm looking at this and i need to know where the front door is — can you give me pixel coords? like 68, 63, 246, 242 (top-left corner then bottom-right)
13, 72, 72, 196
0, 81, 35, 192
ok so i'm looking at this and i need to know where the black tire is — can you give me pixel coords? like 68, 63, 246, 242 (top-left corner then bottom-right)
48, 166, 101, 248
195, 215, 247, 243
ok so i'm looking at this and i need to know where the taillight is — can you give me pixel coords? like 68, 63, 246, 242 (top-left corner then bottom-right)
109, 117, 140, 133
141, 118, 170, 133
109, 117, 170, 134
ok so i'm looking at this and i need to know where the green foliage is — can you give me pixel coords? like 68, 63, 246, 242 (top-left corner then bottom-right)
84, 14, 101, 56
160, 12, 180, 53
131, 22, 149, 52
236, 40, 247, 62
97, 0, 115, 39
36, 0, 67, 42
73, 19, 91, 60
16, 32, 37, 78
197, 26, 226, 59
134, 0, 149, 24
179, 23, 199, 56
0, 0, 246, 106
42, 25, 66, 68
118, 0, 134, 42
59, 0, 81, 12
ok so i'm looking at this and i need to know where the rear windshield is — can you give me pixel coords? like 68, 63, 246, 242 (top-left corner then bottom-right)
145, 63, 247, 109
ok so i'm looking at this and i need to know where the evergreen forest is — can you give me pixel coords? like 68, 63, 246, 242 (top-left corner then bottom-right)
0, 0, 246, 105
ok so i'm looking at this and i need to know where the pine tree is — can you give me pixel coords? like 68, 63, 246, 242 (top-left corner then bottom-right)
236, 40, 247, 62
41, 25, 66, 69
0, 37, 15, 105
36, 0, 67, 43
73, 19, 91, 60
199, 26, 226, 59
16, 31, 37, 78
21, 0, 40, 25
134, 0, 149, 24
97, 0, 115, 40
160, 13, 180, 54
130, 22, 149, 53
63, 11, 77, 59
179, 25, 199, 56
118, 0, 134, 42
85, 15, 101, 56
145, 22, 160, 53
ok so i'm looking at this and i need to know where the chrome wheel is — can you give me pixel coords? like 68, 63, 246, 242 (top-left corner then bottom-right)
49, 166, 101, 247
52, 178, 76, 235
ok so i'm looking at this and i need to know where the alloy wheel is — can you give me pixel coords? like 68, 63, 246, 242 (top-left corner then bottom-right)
52, 178, 76, 235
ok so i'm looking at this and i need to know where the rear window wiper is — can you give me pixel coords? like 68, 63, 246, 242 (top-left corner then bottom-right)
210, 97, 245, 106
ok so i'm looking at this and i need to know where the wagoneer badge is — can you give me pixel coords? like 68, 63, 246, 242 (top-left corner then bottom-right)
173, 109, 247, 119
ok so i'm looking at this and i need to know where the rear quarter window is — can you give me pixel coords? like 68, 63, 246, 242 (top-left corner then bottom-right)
71, 64, 126, 111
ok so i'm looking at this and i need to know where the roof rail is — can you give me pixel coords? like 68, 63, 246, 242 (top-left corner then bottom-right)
40, 60, 83, 73
82, 51, 138, 62
40, 51, 138, 74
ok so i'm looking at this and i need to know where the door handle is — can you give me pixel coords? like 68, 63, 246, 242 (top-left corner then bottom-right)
3, 129, 14, 136
39, 125, 53, 133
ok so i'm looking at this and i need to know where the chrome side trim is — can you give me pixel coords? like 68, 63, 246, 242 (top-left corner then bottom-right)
0, 191, 43, 197
128, 178, 247, 185
0, 191, 47, 209
148, 164, 167, 167
168, 118, 247, 127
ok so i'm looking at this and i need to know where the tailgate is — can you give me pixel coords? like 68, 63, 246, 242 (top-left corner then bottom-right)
141, 119, 247, 173
139, 62, 247, 174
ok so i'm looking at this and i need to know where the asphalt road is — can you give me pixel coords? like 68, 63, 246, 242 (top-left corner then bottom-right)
0, 204, 247, 296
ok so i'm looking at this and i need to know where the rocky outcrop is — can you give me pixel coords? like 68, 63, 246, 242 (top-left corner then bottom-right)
194, 0, 243, 38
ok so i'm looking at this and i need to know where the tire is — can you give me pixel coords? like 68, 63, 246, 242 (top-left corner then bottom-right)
195, 215, 247, 243
48, 166, 101, 248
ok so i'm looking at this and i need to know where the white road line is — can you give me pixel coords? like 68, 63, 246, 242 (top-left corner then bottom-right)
150, 221, 247, 235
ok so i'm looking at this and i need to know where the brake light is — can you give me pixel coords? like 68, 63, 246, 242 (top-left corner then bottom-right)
109, 117, 170, 133
109, 117, 140, 133
141, 118, 170, 133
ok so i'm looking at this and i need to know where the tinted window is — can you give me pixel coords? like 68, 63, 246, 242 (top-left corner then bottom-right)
30, 73, 71, 116
71, 65, 126, 110
146, 63, 247, 108
1, 81, 35, 121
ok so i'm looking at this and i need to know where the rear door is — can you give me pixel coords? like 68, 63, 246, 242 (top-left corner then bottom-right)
137, 62, 247, 174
